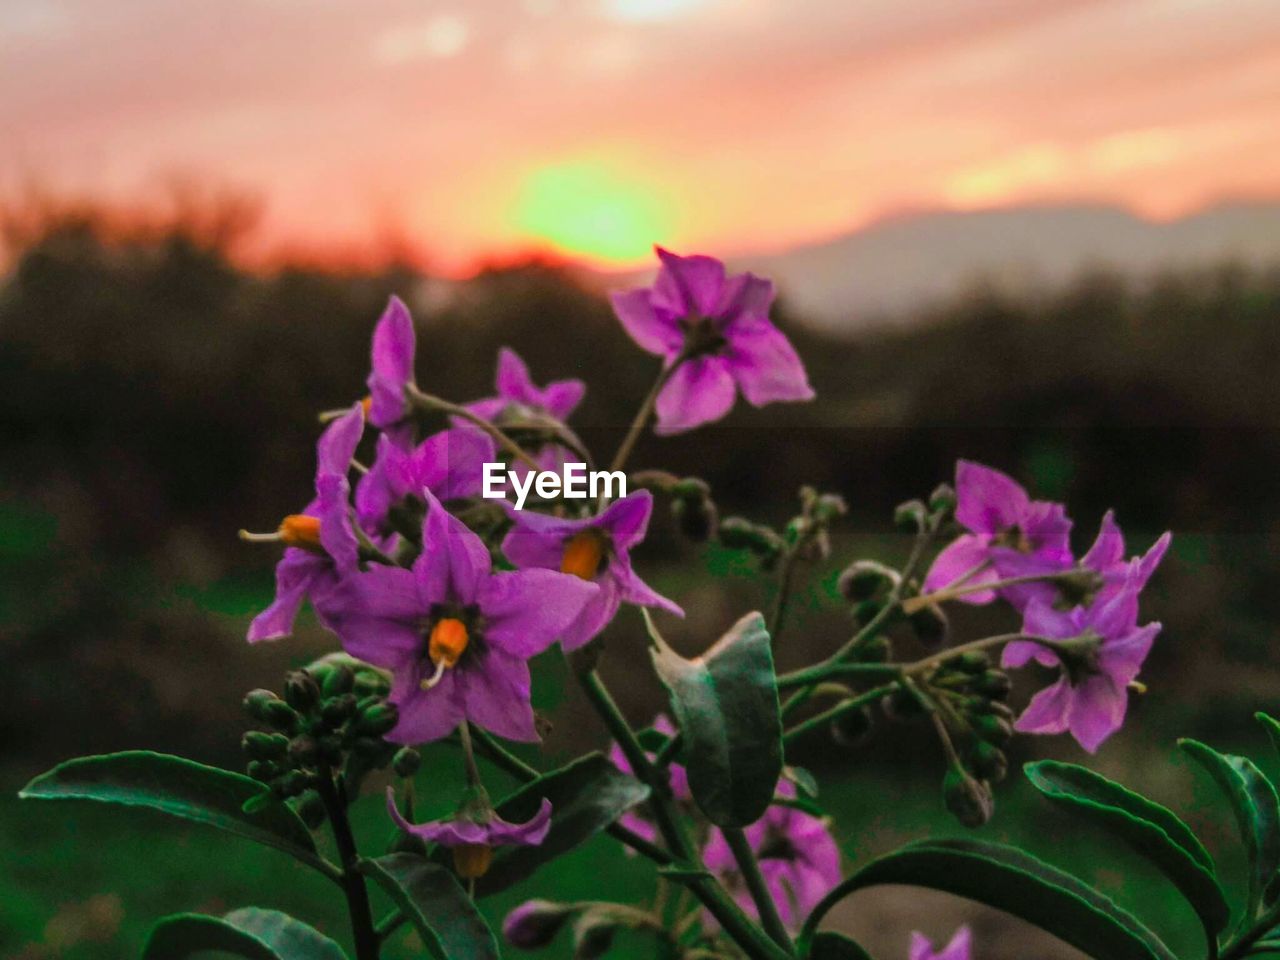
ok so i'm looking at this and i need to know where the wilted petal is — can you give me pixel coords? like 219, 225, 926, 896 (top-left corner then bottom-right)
486, 798, 553, 845
654, 356, 737, 435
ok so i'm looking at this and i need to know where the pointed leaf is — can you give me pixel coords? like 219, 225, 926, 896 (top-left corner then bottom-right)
360, 854, 498, 960
142, 910, 346, 959
20, 751, 329, 876
1025, 760, 1229, 939
797, 838, 1176, 960
476, 752, 649, 895
649, 611, 782, 827
1180, 738, 1280, 915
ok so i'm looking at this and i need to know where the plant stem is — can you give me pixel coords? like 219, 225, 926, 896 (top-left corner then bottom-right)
406, 385, 541, 471
573, 666, 790, 960
900, 632, 1041, 675
316, 771, 380, 960
457, 719, 483, 788
783, 683, 899, 744
776, 661, 899, 690
606, 353, 689, 478
768, 547, 799, 643
901, 569, 1084, 614
722, 827, 795, 954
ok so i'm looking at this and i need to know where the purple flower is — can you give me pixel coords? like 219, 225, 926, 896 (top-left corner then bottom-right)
1002, 576, 1162, 753
462, 348, 584, 476
702, 781, 841, 931
246, 403, 364, 643
608, 714, 690, 847
1081, 510, 1172, 606
385, 788, 551, 880
924, 460, 1073, 608
355, 428, 495, 537
610, 249, 814, 435
326, 489, 597, 743
502, 900, 574, 950
910, 927, 972, 960
502, 491, 682, 651
366, 296, 418, 447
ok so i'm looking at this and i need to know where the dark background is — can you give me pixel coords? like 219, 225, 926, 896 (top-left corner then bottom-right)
3, 205, 1280, 958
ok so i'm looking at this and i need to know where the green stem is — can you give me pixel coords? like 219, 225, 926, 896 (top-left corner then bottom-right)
768, 547, 799, 643
899, 632, 1040, 676
406, 385, 541, 471
901, 569, 1085, 614
606, 353, 690, 478
457, 719, 483, 788
316, 771, 380, 960
776, 662, 899, 690
573, 666, 790, 960
723, 827, 795, 954
783, 683, 899, 744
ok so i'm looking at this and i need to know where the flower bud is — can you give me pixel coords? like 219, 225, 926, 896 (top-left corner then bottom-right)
853, 634, 892, 664
974, 670, 1012, 700
318, 733, 344, 764
830, 704, 873, 747
908, 603, 949, 648
717, 517, 784, 564
353, 736, 391, 761
672, 496, 717, 542
894, 499, 928, 533
284, 670, 321, 713
353, 670, 391, 698
276, 769, 313, 798
503, 900, 574, 951
837, 560, 900, 602
943, 768, 994, 828
811, 492, 848, 526
882, 688, 927, 723
241, 731, 289, 761
955, 651, 990, 674
972, 713, 1014, 747
244, 690, 300, 735
321, 664, 355, 699
671, 477, 711, 501
321, 694, 358, 729
929, 483, 957, 517
392, 747, 421, 778
969, 740, 1008, 783
288, 735, 319, 766
356, 701, 399, 737
851, 599, 885, 629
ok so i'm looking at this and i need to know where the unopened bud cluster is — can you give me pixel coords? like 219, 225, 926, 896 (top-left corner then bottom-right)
241, 658, 409, 828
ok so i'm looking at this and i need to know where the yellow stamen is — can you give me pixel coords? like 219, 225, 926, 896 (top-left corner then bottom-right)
360, 395, 373, 417
560, 530, 606, 581
1128, 680, 1148, 695
279, 514, 324, 552
429, 618, 469, 668
452, 843, 492, 879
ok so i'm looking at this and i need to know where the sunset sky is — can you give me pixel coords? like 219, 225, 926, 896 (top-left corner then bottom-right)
2, 0, 1278, 272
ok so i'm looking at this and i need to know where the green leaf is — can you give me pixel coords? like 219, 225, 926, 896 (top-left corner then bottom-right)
807, 932, 874, 960
649, 611, 783, 827
142, 910, 346, 959
19, 751, 330, 876
797, 838, 1176, 960
476, 752, 649, 896
1180, 738, 1280, 914
360, 854, 498, 960
1257, 713, 1280, 764
1025, 760, 1229, 939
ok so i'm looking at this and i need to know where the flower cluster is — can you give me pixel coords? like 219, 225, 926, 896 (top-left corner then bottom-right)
924, 461, 1170, 752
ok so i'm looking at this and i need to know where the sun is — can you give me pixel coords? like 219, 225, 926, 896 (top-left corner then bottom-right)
514, 162, 669, 267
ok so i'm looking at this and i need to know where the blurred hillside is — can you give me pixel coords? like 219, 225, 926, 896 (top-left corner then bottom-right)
2, 202, 1279, 772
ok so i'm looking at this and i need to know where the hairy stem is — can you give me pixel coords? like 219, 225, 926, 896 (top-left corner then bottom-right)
606, 353, 689, 479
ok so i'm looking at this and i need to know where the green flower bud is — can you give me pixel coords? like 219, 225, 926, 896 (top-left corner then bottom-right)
241, 731, 289, 761
829, 704, 873, 747
882, 688, 927, 723
321, 693, 358, 729
356, 701, 399, 737
812, 492, 848, 526
671, 477, 711, 501
672, 496, 718, 542
908, 603, 949, 648
321, 664, 355, 699
288, 735, 319, 766
943, 768, 994, 828
276, 769, 313, 798
853, 634, 892, 664
955, 651, 990, 674
294, 790, 326, 830
894, 499, 928, 533
974, 670, 1012, 699
837, 560, 901, 602
929, 483, 957, 517
283, 670, 321, 712
392, 747, 421, 778
973, 713, 1014, 746
717, 517, 784, 564
353, 671, 391, 698
969, 740, 1008, 783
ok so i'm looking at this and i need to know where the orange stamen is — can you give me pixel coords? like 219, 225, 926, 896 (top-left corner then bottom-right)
560, 530, 606, 581
278, 514, 323, 552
